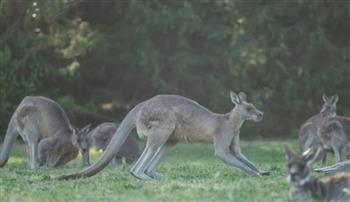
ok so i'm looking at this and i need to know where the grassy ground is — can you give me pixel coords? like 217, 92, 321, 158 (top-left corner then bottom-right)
0, 141, 326, 201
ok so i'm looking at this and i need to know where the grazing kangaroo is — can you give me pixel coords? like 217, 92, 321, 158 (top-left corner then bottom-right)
59, 91, 267, 180
88, 122, 141, 165
299, 94, 337, 165
318, 95, 350, 163
285, 145, 350, 202
0, 96, 91, 169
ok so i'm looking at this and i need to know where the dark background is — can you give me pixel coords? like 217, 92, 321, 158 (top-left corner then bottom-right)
1, 0, 349, 139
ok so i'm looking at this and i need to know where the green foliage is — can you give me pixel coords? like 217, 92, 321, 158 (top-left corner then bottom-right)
0, 46, 47, 134
0, 0, 350, 137
0, 141, 302, 201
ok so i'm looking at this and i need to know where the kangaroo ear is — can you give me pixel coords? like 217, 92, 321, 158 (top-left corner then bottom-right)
322, 93, 329, 102
322, 94, 329, 103
238, 92, 247, 102
331, 94, 339, 105
284, 145, 295, 160
69, 125, 78, 135
230, 91, 241, 105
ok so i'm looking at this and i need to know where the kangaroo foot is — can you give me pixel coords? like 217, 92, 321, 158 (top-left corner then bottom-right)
146, 171, 163, 180
246, 170, 261, 177
259, 170, 270, 176
30, 165, 40, 170
29, 161, 40, 170
130, 171, 153, 180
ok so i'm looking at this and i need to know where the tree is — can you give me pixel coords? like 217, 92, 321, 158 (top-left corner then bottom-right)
1, 0, 349, 138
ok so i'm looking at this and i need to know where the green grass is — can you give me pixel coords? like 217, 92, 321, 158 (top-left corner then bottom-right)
0, 141, 326, 201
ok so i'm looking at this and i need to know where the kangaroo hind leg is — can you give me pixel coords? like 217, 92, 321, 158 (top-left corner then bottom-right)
130, 142, 154, 180
131, 116, 176, 180
145, 142, 176, 179
130, 135, 170, 180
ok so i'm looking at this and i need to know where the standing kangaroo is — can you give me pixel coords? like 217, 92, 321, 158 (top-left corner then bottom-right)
59, 91, 267, 180
0, 96, 91, 169
298, 94, 337, 165
318, 95, 350, 163
88, 122, 141, 165
285, 145, 350, 202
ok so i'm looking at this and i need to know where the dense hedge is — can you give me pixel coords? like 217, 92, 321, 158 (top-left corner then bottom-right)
1, 0, 349, 138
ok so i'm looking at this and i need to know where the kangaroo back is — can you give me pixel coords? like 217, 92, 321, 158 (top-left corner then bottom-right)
59, 102, 144, 180
0, 112, 19, 167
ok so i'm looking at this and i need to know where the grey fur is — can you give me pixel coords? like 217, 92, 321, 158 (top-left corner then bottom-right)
59, 92, 266, 180
299, 94, 337, 165
88, 122, 141, 165
0, 96, 90, 169
318, 115, 350, 163
317, 95, 350, 162
285, 145, 350, 202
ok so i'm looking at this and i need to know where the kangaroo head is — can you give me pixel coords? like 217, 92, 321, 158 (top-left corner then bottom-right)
284, 145, 317, 186
71, 124, 91, 166
320, 94, 338, 118
230, 91, 263, 122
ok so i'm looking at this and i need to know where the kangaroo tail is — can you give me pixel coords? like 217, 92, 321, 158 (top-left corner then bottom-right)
58, 102, 144, 180
0, 112, 19, 167
314, 162, 349, 173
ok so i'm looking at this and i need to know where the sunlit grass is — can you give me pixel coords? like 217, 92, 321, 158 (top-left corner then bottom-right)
0, 140, 333, 201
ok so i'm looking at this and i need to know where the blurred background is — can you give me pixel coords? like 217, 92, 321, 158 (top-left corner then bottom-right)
0, 0, 349, 139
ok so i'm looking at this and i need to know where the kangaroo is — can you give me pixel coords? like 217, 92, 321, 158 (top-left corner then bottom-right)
88, 122, 141, 165
0, 96, 91, 169
285, 145, 350, 202
299, 94, 337, 165
59, 91, 267, 180
318, 95, 350, 163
